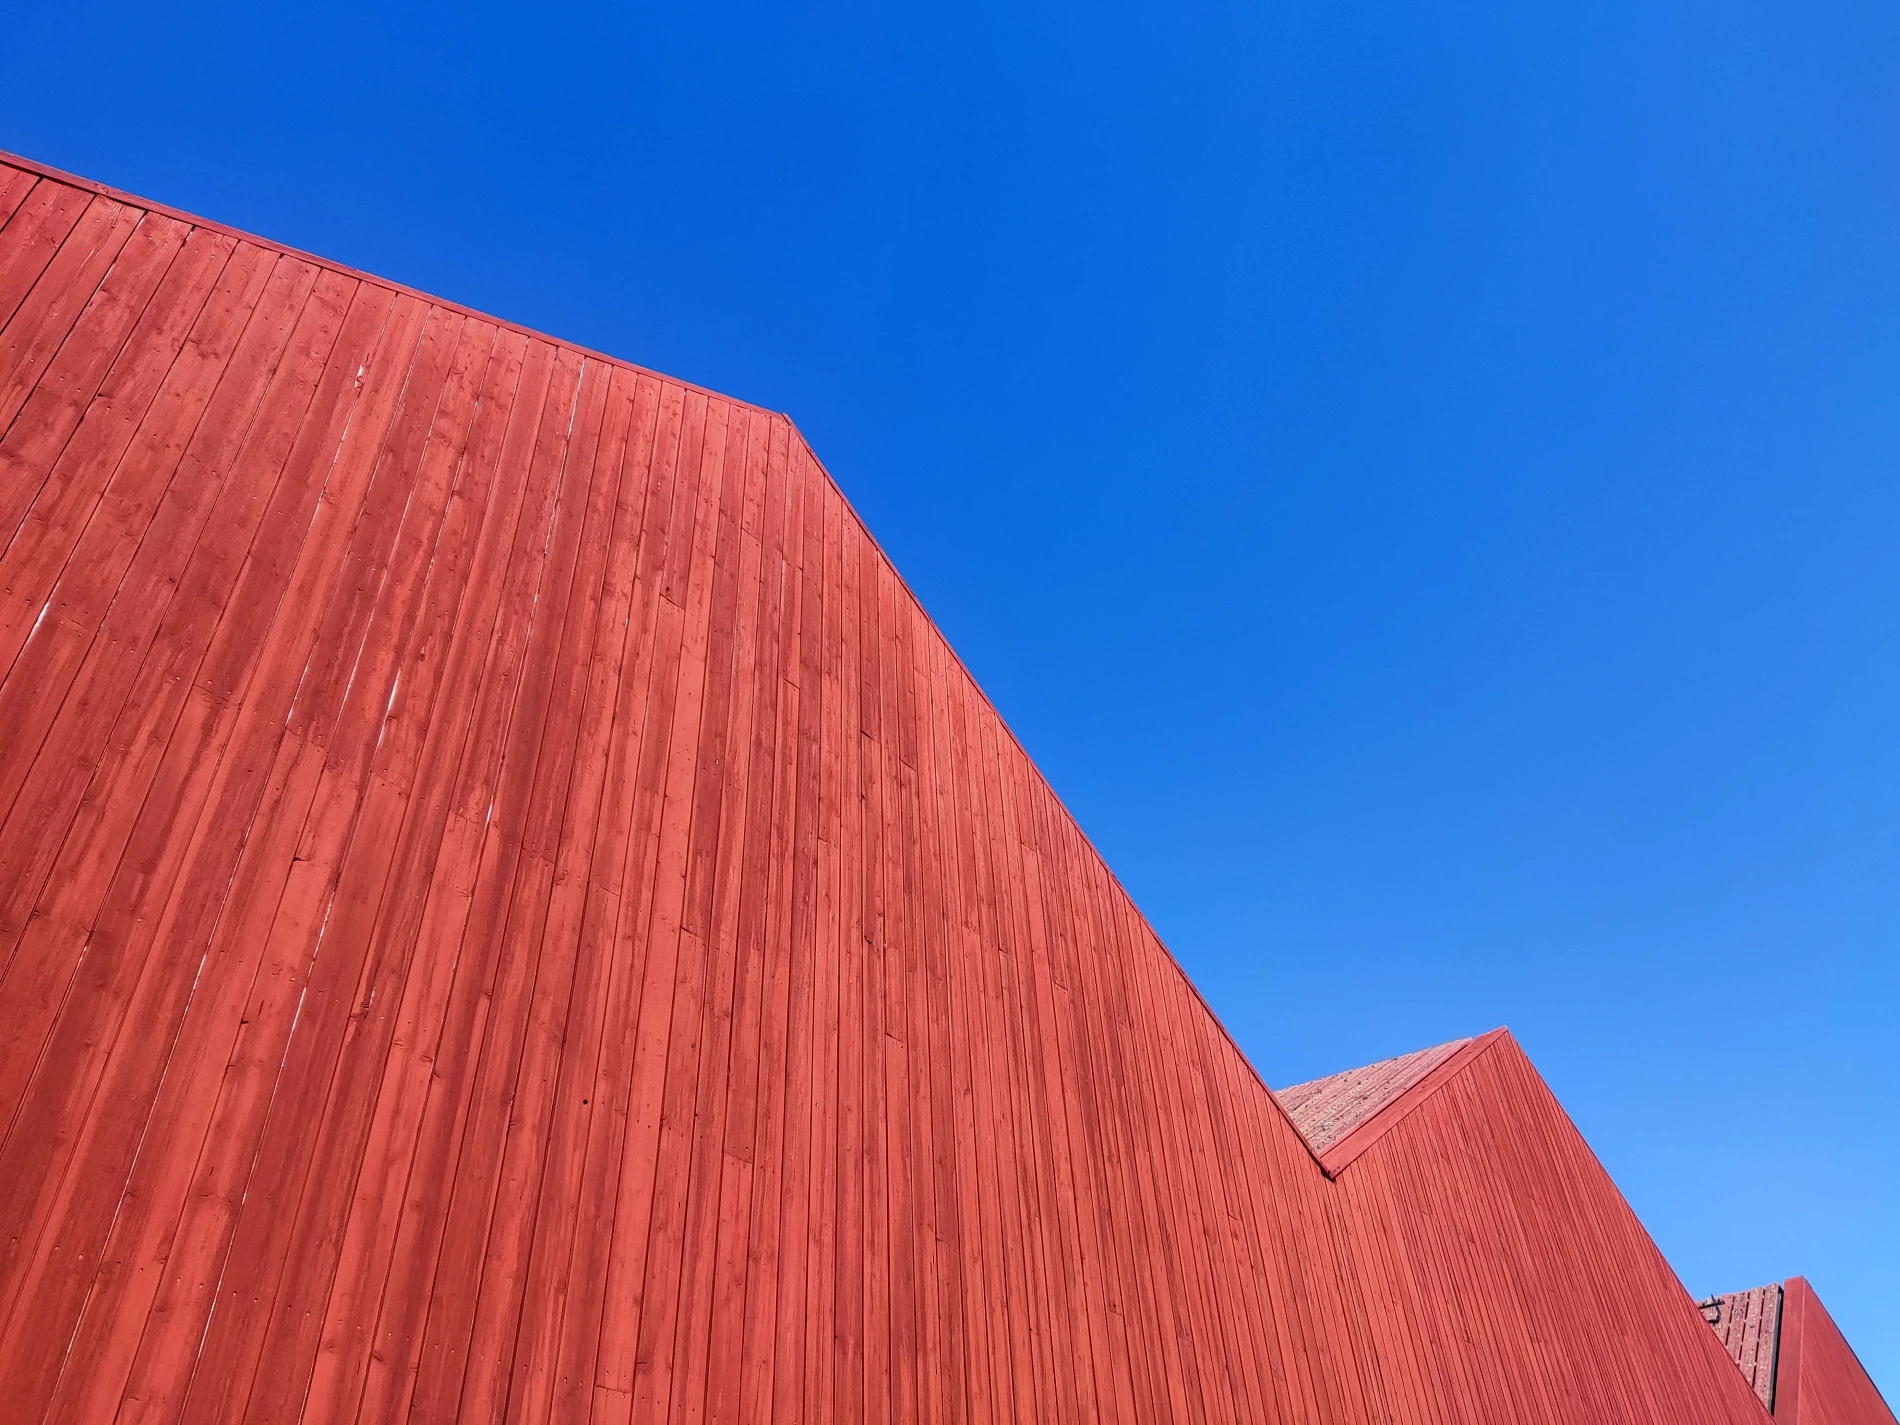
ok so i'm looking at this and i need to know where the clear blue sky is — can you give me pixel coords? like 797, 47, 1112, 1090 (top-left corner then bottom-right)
5, 0, 1895, 1394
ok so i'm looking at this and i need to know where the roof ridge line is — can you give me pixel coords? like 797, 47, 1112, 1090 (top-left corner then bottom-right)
0, 147, 789, 424
1, 143, 1320, 1166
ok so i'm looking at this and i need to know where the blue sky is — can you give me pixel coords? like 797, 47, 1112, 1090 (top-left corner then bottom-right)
5, 0, 1896, 1394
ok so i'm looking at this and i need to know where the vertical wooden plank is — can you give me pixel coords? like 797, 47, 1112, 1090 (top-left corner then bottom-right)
727, 417, 800, 1425
938, 654, 1008, 1425
495, 364, 646, 1425
617, 393, 732, 1425
584, 383, 711, 1425
706, 412, 788, 1425
665, 405, 769, 1425
826, 482, 865, 1425
764, 441, 823, 1425
531, 374, 678, 1425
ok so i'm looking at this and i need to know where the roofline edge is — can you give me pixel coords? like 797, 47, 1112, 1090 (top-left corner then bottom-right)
1317, 1027, 1511, 1178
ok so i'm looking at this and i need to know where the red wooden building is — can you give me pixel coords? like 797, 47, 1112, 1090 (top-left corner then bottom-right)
0, 151, 1889, 1424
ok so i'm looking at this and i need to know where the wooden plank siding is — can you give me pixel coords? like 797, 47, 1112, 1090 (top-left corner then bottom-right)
1698, 1279, 1896, 1424
1774, 1279, 1897, 1425
0, 149, 1793, 1425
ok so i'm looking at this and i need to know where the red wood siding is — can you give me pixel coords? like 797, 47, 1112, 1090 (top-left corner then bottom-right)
1325, 1032, 1772, 1424
1779, 1278, 1898, 1425
0, 150, 1801, 1424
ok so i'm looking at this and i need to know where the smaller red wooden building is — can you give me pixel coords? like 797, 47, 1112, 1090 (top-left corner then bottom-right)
1699, 1278, 1895, 1425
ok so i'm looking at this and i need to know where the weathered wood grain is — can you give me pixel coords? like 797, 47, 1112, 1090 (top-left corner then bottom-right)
0, 149, 1803, 1425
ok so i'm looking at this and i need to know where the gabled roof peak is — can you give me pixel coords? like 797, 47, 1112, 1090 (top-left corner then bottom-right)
1275, 1036, 1477, 1155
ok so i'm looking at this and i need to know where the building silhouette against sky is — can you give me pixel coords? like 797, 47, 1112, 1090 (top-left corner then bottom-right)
0, 151, 1888, 1424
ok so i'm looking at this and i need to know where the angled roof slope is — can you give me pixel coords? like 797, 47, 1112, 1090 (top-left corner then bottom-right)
1276, 1035, 1473, 1154
1703, 1279, 1897, 1425
1778, 1277, 1898, 1425
0, 147, 1865, 1424
1313, 1029, 1775, 1423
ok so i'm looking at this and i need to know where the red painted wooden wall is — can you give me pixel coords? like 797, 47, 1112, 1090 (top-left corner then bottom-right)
1322, 1031, 1777, 1423
1777, 1279, 1898, 1425
0, 151, 1800, 1424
